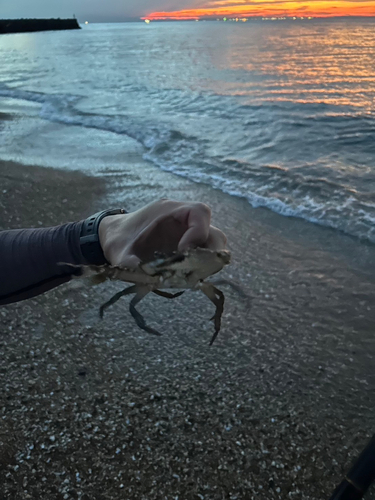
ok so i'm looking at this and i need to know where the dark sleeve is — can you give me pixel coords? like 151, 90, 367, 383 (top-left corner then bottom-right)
0, 221, 86, 305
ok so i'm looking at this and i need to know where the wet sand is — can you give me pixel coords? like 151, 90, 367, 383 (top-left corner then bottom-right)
0, 157, 375, 500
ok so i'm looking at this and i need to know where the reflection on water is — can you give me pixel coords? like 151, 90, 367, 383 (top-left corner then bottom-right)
204, 22, 375, 110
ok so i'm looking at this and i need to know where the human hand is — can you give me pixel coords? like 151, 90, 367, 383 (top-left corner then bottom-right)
98, 199, 227, 268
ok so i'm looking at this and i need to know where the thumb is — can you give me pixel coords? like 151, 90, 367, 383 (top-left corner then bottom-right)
116, 254, 141, 269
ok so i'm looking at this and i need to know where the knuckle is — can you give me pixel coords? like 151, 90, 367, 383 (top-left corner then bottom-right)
157, 198, 169, 205
196, 202, 211, 217
154, 198, 173, 210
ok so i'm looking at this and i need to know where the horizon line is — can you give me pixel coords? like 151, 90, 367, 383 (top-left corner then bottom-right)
140, 14, 375, 20
2, 15, 375, 23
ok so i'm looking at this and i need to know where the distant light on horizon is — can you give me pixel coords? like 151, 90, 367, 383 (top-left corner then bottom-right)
144, 19, 150, 23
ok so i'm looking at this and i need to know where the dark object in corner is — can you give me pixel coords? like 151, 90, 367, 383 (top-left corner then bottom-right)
0, 18, 81, 35
328, 434, 375, 500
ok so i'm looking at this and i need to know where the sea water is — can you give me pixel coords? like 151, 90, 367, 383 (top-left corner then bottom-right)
0, 20, 374, 242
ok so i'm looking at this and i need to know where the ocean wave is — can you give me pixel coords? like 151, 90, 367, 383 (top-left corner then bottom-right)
0, 84, 374, 244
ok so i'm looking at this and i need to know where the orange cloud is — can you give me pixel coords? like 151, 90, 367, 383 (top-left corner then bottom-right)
144, 1, 375, 19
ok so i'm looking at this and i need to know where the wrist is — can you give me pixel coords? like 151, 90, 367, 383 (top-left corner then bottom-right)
98, 214, 128, 264
80, 208, 126, 265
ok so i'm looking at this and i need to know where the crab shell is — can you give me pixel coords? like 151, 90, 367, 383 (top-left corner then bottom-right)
87, 248, 231, 290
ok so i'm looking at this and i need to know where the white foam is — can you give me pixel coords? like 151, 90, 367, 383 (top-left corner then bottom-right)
1, 84, 374, 244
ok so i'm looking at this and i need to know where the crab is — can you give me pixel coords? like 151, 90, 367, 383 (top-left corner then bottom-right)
78, 247, 237, 345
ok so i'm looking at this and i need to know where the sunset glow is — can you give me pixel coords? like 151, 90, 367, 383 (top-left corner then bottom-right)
144, 1, 375, 20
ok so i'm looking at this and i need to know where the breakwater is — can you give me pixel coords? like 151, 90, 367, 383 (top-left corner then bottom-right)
0, 18, 81, 34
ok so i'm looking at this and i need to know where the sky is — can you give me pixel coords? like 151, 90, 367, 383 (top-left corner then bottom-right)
1, 0, 374, 21
146, 1, 375, 20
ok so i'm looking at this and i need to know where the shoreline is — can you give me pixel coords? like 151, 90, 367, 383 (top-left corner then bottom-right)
0, 95, 374, 248
1, 100, 374, 249
1, 158, 375, 499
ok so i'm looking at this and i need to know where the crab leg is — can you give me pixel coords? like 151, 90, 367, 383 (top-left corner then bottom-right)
99, 284, 138, 318
200, 283, 225, 346
130, 287, 162, 337
153, 290, 185, 299
208, 279, 250, 301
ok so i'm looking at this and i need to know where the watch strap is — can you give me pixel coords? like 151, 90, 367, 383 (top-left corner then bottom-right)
80, 208, 126, 265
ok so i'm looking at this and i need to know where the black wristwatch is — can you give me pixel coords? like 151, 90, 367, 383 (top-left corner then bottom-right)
80, 208, 126, 265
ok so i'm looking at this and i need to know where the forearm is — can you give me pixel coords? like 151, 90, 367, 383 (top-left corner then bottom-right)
0, 222, 85, 305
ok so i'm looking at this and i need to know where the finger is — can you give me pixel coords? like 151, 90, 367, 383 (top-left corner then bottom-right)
176, 203, 212, 251
202, 226, 227, 250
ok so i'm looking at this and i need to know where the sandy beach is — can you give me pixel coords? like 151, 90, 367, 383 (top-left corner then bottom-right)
1, 155, 375, 500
